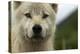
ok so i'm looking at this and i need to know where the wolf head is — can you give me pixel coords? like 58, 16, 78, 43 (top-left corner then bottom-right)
13, 1, 57, 42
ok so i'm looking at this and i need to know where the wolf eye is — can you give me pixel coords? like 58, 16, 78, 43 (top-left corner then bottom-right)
42, 13, 49, 19
25, 13, 32, 18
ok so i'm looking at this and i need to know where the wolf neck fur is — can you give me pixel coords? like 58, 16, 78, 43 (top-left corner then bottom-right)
18, 35, 53, 52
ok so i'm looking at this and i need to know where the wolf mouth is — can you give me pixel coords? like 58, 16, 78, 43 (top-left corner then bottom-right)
32, 34, 43, 40
25, 34, 44, 41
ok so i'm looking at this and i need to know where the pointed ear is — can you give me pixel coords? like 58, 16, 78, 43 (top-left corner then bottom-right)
13, 1, 21, 10
50, 4, 58, 13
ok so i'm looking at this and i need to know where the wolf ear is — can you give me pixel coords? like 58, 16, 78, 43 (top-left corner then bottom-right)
13, 1, 21, 10
50, 4, 58, 13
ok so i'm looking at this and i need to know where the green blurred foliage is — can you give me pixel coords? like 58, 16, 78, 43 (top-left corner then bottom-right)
54, 9, 78, 50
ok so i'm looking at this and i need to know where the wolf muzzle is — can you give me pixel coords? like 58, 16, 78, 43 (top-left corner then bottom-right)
32, 24, 43, 39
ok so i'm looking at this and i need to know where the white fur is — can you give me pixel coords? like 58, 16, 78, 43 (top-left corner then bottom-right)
11, 2, 57, 53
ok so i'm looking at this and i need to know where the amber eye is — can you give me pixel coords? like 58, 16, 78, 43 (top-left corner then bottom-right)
42, 13, 49, 19
25, 13, 32, 19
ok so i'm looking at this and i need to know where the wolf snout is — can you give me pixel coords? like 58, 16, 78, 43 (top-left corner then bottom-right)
32, 24, 42, 34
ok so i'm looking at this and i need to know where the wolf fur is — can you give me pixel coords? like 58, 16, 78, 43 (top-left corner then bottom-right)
11, 1, 57, 53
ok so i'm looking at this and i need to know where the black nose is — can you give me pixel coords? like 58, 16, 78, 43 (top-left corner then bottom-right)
32, 24, 42, 33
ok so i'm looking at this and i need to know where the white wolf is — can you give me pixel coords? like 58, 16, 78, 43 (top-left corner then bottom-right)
11, 1, 57, 53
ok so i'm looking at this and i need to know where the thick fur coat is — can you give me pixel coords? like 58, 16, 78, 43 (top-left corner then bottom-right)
10, 1, 57, 53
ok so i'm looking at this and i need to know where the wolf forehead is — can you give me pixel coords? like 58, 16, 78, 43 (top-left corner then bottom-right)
15, 2, 56, 14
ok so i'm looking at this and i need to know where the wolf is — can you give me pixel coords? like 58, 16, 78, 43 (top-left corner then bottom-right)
10, 1, 57, 53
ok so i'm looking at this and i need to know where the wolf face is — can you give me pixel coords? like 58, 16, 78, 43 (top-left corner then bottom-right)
14, 2, 57, 42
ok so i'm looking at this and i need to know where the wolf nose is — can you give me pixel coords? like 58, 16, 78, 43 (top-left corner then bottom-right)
32, 24, 42, 33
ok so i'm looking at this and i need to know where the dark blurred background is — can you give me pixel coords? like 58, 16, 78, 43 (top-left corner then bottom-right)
54, 9, 78, 50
